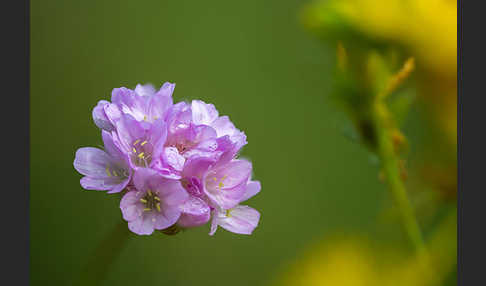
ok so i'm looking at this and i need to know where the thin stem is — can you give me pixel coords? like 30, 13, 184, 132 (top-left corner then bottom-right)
73, 221, 131, 286
373, 102, 429, 261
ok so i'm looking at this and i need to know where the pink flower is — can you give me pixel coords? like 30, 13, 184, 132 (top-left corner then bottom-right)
120, 168, 188, 235
74, 131, 132, 193
75, 81, 261, 236
209, 181, 261, 235
176, 154, 261, 235
93, 83, 175, 131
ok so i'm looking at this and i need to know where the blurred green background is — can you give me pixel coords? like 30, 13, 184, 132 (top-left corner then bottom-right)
30, 0, 455, 286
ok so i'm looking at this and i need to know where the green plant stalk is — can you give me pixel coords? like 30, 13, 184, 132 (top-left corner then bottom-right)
73, 221, 131, 286
372, 102, 429, 261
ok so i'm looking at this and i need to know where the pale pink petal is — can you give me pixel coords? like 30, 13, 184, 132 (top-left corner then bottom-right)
216, 205, 260, 235
191, 100, 219, 125
240, 180, 261, 202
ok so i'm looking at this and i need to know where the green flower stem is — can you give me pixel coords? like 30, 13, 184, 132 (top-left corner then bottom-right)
372, 102, 429, 261
74, 221, 131, 286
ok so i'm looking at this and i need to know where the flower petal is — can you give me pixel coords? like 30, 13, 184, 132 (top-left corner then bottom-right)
210, 116, 236, 137
177, 197, 211, 228
230, 130, 247, 150
92, 100, 114, 131
134, 83, 156, 97
120, 191, 143, 221
132, 168, 158, 191
101, 130, 127, 165
153, 204, 181, 230
148, 82, 174, 121
80, 176, 128, 192
159, 82, 176, 96
114, 114, 146, 154
213, 136, 244, 167
128, 213, 155, 235
148, 118, 168, 160
166, 102, 192, 133
74, 147, 129, 192
150, 158, 183, 180
182, 156, 216, 179
152, 179, 188, 206
204, 159, 252, 209
216, 205, 260, 235
162, 147, 186, 172
103, 103, 122, 125
111, 87, 149, 121
74, 147, 112, 178
191, 100, 219, 125
209, 210, 219, 236
193, 125, 218, 142
240, 180, 261, 202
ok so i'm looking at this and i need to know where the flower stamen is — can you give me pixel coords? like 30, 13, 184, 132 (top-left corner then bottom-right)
139, 189, 162, 212
218, 175, 227, 190
226, 208, 233, 218
105, 166, 112, 177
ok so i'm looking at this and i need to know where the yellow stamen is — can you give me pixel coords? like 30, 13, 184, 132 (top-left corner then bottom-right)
218, 175, 227, 189
147, 190, 152, 196
140, 198, 147, 204
105, 166, 111, 177
213, 177, 218, 182
133, 139, 141, 145
143, 115, 148, 121
226, 209, 233, 218
143, 208, 151, 212
140, 140, 148, 146
132, 147, 137, 153
112, 170, 118, 177
154, 196, 160, 201
137, 152, 145, 159
156, 203, 161, 212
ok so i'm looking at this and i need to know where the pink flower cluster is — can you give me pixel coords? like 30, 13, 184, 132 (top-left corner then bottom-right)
74, 82, 261, 235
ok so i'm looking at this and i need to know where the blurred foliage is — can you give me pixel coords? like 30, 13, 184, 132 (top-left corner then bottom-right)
270, 1, 457, 285
302, 0, 457, 198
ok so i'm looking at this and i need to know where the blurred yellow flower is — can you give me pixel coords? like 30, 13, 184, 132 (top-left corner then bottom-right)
303, 0, 457, 194
273, 213, 456, 286
331, 0, 455, 77
277, 237, 379, 286
304, 0, 456, 77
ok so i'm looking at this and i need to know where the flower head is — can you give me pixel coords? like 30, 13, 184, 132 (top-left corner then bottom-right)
74, 81, 261, 236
